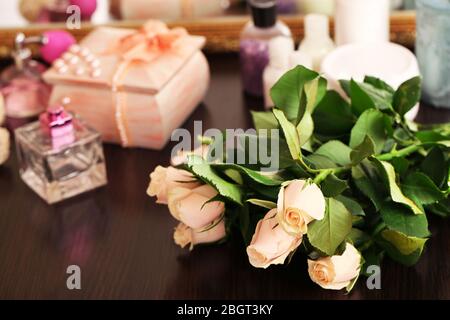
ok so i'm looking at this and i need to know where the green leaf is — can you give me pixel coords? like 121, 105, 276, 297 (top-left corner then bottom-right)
364, 76, 395, 94
270, 66, 321, 124
305, 76, 327, 114
347, 228, 371, 248
380, 202, 430, 238
378, 229, 427, 266
335, 195, 365, 216
321, 174, 349, 197
351, 160, 386, 210
247, 199, 277, 210
297, 111, 314, 146
306, 154, 337, 169
420, 146, 448, 189
187, 156, 242, 205
402, 172, 444, 206
223, 169, 243, 185
308, 198, 353, 255
415, 130, 450, 143
390, 157, 410, 177
212, 163, 282, 186
350, 109, 391, 154
393, 76, 421, 116
251, 111, 278, 131
350, 135, 375, 165
313, 91, 356, 138
374, 160, 423, 214
315, 140, 352, 166
346, 79, 393, 116
273, 109, 301, 160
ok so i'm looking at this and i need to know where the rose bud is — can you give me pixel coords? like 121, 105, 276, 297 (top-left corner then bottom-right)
308, 243, 362, 290
174, 218, 226, 250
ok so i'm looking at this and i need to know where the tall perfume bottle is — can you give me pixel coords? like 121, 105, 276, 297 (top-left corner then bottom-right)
15, 105, 107, 204
416, 0, 450, 109
298, 14, 335, 71
240, 0, 292, 96
0, 33, 52, 119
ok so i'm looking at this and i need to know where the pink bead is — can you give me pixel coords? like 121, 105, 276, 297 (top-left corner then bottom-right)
70, 0, 98, 19
40, 30, 77, 64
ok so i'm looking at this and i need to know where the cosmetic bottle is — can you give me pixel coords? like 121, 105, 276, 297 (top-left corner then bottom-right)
416, 0, 450, 109
240, 0, 292, 96
335, 0, 390, 46
15, 105, 107, 204
298, 14, 335, 71
263, 37, 295, 108
0, 33, 52, 119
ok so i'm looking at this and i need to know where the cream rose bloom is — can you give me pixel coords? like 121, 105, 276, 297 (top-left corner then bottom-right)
308, 243, 361, 290
147, 166, 200, 204
277, 179, 326, 235
168, 184, 225, 229
0, 128, 10, 166
174, 218, 226, 250
247, 209, 303, 269
171, 144, 210, 166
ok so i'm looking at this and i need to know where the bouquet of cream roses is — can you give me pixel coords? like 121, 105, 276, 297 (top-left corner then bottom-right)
148, 66, 449, 292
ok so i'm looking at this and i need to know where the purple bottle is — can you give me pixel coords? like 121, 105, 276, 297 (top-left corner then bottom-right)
240, 0, 292, 96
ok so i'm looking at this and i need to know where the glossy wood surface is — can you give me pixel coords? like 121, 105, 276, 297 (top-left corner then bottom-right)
0, 54, 449, 299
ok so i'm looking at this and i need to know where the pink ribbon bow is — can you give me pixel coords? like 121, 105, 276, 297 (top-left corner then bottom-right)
110, 21, 188, 63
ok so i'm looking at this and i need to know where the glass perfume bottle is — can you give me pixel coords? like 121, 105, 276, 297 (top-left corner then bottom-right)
240, 0, 292, 96
15, 105, 107, 204
416, 0, 450, 109
0, 33, 52, 119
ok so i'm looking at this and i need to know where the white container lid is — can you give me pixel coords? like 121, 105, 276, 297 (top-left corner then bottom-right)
321, 42, 421, 120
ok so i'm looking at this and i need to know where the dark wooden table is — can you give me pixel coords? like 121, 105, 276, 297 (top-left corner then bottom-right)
0, 54, 449, 300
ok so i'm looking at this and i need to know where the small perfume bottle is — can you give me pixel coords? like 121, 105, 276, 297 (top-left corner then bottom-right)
0, 33, 52, 119
240, 0, 292, 96
15, 105, 107, 204
298, 14, 335, 71
263, 37, 295, 108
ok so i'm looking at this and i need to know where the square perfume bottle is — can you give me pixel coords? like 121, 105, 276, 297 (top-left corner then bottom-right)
15, 105, 107, 204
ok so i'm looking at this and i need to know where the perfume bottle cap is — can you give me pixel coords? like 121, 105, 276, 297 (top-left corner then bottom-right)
12, 33, 46, 69
249, 0, 277, 28
39, 105, 75, 148
304, 14, 330, 39
268, 36, 294, 69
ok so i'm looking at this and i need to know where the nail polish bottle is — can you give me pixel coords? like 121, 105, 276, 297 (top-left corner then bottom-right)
240, 0, 292, 96
15, 105, 107, 204
297, 14, 335, 71
263, 37, 295, 108
0, 33, 52, 119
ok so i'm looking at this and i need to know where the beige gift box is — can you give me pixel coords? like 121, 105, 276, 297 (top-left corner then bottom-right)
43, 21, 210, 149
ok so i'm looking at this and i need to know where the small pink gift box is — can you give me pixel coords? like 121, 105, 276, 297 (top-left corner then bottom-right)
43, 21, 210, 149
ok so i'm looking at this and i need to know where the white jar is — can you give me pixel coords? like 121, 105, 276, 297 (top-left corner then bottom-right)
321, 42, 421, 120
335, 0, 390, 46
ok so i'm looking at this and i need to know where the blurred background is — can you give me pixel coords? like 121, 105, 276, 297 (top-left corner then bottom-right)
0, 0, 416, 28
